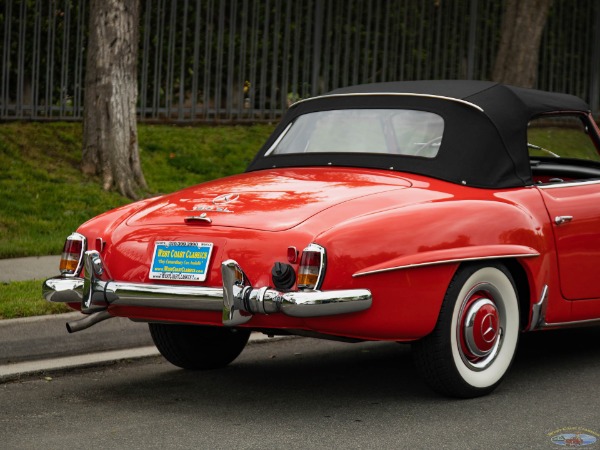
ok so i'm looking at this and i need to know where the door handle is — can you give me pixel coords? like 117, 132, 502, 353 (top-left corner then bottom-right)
554, 216, 573, 225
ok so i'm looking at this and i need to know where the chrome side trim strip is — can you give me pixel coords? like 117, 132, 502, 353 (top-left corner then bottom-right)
353, 253, 540, 278
291, 93, 484, 112
542, 318, 600, 329
537, 179, 600, 189
527, 285, 600, 330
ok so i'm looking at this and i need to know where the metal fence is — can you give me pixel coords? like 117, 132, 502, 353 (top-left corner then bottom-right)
1, 0, 599, 122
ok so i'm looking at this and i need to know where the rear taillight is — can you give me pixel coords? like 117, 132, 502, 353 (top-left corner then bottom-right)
59, 232, 87, 276
297, 243, 326, 290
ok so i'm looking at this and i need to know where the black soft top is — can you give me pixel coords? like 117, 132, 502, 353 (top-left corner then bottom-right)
247, 80, 591, 188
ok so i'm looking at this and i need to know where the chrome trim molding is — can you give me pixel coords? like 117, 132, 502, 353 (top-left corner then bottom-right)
528, 284, 549, 331
554, 215, 573, 225
44, 250, 225, 314
185, 214, 212, 224
43, 275, 224, 311
43, 277, 84, 303
43, 251, 372, 331
61, 232, 87, 277
457, 283, 504, 371
301, 243, 327, 290
538, 179, 600, 189
528, 285, 600, 330
222, 259, 371, 326
263, 122, 293, 156
463, 298, 498, 358
291, 93, 484, 112
353, 253, 540, 278
541, 318, 600, 329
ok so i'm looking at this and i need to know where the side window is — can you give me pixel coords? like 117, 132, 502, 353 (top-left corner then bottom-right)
528, 115, 600, 184
528, 115, 600, 161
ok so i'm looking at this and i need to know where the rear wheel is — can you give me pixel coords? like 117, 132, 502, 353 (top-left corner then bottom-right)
149, 323, 250, 370
413, 263, 520, 398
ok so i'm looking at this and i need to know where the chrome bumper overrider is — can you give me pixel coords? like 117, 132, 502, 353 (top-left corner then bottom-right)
42, 251, 372, 331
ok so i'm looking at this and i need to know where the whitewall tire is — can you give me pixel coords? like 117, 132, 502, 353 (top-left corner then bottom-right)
413, 263, 520, 398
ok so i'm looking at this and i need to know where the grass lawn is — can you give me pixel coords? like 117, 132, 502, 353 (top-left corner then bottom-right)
0, 279, 70, 319
0, 122, 275, 259
0, 121, 274, 318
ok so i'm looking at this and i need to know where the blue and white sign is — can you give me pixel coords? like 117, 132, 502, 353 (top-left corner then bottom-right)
150, 241, 214, 282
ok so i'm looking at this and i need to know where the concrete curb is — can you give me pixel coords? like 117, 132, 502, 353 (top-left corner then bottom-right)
0, 332, 289, 383
0, 346, 161, 382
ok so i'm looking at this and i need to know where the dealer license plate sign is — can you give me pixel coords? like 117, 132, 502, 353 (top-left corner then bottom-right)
150, 241, 214, 282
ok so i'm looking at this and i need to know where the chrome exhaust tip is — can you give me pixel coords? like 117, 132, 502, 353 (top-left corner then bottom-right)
66, 310, 112, 333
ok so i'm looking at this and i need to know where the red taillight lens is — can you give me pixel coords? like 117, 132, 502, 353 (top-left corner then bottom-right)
287, 246, 298, 264
297, 244, 325, 289
59, 233, 86, 275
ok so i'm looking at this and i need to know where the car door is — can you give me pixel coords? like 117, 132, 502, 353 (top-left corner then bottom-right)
530, 114, 600, 300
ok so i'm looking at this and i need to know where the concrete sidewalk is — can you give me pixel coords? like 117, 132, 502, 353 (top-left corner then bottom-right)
0, 255, 60, 282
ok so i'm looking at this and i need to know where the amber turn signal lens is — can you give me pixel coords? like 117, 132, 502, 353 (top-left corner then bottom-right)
297, 246, 324, 289
59, 234, 85, 275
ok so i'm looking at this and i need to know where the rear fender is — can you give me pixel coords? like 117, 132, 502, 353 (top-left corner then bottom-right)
312, 196, 552, 338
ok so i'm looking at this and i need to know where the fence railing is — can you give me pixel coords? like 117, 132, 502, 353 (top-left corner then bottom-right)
1, 0, 599, 122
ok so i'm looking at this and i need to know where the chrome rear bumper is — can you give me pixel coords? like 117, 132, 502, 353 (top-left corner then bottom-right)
43, 251, 372, 330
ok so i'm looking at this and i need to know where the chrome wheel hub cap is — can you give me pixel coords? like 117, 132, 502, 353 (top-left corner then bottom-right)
464, 298, 499, 357
458, 284, 504, 371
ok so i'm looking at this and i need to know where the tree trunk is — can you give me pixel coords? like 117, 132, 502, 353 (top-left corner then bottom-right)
82, 0, 147, 199
491, 0, 552, 88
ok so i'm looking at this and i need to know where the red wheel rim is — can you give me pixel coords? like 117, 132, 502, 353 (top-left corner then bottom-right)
459, 290, 502, 364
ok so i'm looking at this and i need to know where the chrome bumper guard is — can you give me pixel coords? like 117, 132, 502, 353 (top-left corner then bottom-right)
42, 251, 372, 330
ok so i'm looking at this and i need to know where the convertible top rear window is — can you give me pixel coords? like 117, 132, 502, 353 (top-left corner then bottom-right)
248, 82, 593, 188
266, 109, 444, 158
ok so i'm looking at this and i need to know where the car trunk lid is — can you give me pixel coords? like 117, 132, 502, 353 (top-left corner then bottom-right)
126, 167, 412, 232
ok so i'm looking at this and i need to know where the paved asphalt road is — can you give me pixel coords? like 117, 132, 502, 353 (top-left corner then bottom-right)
2, 257, 600, 448
1, 328, 600, 449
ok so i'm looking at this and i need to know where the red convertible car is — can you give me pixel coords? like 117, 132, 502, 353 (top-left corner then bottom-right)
43, 80, 600, 398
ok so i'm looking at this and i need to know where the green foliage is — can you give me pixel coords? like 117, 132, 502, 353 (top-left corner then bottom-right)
0, 280, 70, 319
0, 122, 128, 257
0, 122, 274, 259
138, 124, 273, 193
528, 127, 600, 161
